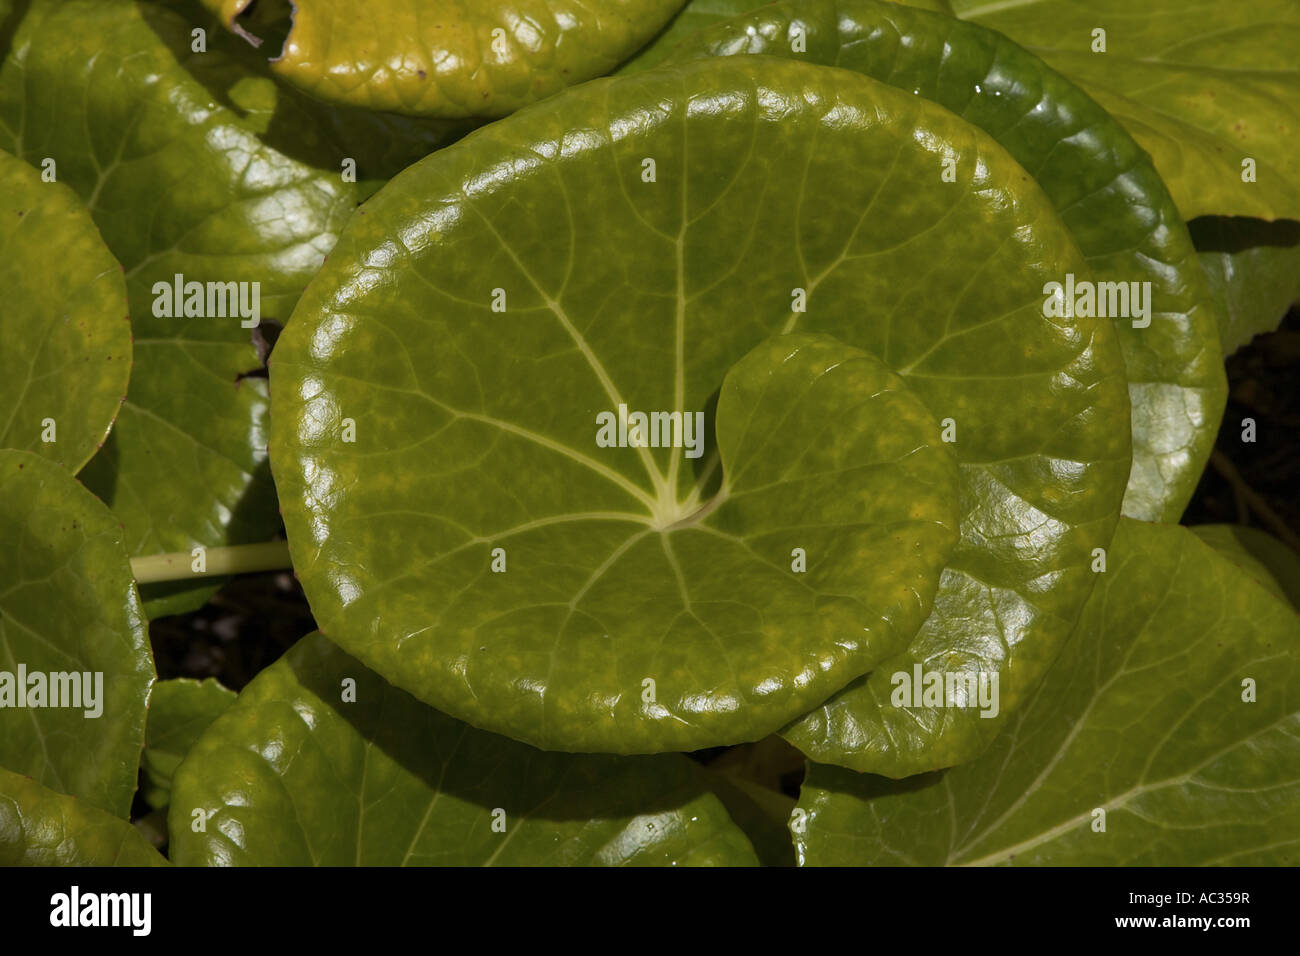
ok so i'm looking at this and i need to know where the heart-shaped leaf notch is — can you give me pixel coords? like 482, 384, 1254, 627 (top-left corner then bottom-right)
270, 55, 1130, 759
277, 327, 960, 753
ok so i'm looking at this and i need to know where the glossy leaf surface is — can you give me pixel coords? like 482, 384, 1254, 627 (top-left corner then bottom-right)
169, 632, 759, 866
271, 55, 1129, 759
180, 0, 480, 197
631, 1, 1170, 772
0, 451, 153, 818
0, 767, 168, 866
275, 328, 960, 754
1191, 217, 1300, 357
640, 0, 1226, 524
796, 519, 1300, 866
0, 0, 353, 616
204, 0, 685, 118
618, 0, 752, 73
0, 149, 130, 474
893, 0, 1300, 221
141, 677, 236, 811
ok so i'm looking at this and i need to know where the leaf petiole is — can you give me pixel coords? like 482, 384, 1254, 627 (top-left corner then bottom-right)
130, 541, 293, 584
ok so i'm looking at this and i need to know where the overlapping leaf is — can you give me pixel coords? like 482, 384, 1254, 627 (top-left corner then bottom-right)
275, 328, 960, 754
1193, 524, 1300, 610
203, 0, 687, 118
639, 0, 1227, 524
141, 677, 235, 811
0, 451, 153, 818
1191, 217, 1300, 356
270, 55, 1129, 757
0, 149, 130, 473
618, 0, 752, 73
890, 0, 1300, 222
636, 0, 1300, 222
795, 519, 1300, 866
169, 633, 759, 866
0, 0, 385, 616
0, 767, 168, 866
625, 0, 1178, 772
179, 0, 480, 196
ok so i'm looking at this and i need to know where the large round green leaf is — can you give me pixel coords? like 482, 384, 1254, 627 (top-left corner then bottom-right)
0, 150, 130, 474
0, 451, 153, 818
203, 0, 686, 118
795, 519, 1300, 866
640, 0, 1227, 525
0, 767, 168, 866
169, 632, 759, 866
891, 0, 1300, 222
275, 329, 960, 754
270, 55, 1130, 756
